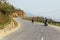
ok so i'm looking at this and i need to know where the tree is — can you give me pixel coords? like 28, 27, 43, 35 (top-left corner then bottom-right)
0, 1, 15, 16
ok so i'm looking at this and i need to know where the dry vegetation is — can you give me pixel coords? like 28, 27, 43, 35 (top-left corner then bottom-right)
0, 0, 26, 29
23, 17, 60, 27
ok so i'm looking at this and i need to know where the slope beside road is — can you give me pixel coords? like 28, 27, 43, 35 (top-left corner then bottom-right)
0, 18, 20, 39
1, 17, 60, 40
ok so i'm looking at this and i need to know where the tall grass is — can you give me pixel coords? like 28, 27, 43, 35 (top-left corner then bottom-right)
0, 13, 12, 29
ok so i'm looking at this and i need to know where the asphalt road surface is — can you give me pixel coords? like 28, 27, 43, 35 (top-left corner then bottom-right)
1, 17, 60, 40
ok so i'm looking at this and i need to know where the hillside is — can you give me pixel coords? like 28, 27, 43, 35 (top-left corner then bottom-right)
0, 0, 26, 29
12, 9, 26, 17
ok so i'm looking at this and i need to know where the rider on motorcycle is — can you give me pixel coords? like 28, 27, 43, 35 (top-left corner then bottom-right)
43, 17, 48, 26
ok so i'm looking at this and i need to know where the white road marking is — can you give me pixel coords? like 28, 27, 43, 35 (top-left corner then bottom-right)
41, 30, 44, 40
41, 37, 44, 40
41, 30, 43, 32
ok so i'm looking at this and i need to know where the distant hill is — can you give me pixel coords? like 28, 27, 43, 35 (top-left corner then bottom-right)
25, 12, 33, 17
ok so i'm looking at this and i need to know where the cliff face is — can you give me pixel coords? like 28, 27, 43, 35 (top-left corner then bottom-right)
12, 10, 26, 18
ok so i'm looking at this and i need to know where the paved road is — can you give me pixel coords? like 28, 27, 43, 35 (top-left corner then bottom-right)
1, 17, 60, 40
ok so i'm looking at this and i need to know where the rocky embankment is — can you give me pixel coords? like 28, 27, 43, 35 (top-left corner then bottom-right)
0, 20, 20, 39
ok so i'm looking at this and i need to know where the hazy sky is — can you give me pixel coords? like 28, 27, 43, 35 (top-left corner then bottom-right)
8, 0, 60, 19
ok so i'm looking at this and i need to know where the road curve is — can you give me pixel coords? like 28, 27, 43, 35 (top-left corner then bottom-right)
1, 17, 60, 40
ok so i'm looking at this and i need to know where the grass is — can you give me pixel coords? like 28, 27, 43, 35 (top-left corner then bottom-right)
0, 19, 18, 30
0, 23, 5, 29
0, 15, 12, 29
50, 22, 60, 27
0, 18, 11, 29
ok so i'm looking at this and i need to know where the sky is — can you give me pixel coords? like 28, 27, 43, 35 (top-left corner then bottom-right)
7, 0, 60, 20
